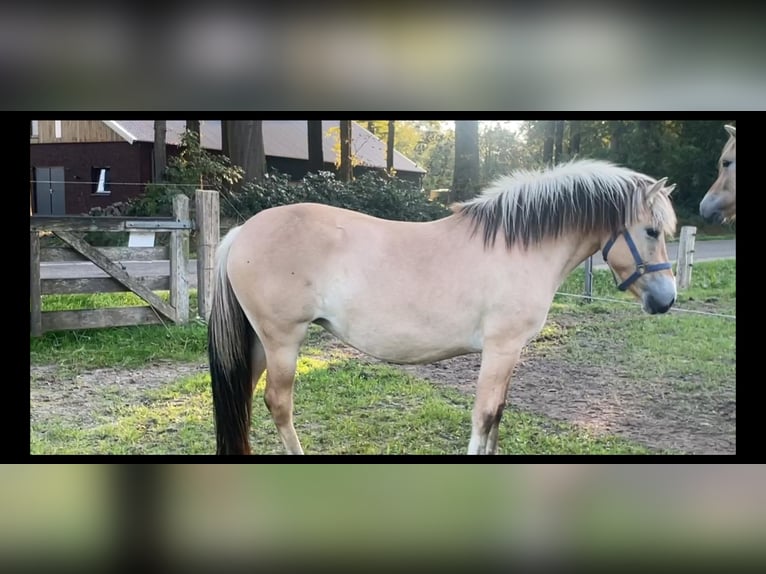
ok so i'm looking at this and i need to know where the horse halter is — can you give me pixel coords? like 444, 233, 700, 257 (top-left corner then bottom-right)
601, 230, 672, 291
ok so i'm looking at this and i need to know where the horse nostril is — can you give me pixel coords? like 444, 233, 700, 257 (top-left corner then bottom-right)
656, 299, 674, 314
648, 294, 675, 314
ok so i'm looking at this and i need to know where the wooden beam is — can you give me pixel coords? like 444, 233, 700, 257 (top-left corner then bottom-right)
170, 195, 190, 324
676, 225, 696, 290
42, 307, 164, 332
42, 276, 171, 295
30, 231, 42, 336
42, 246, 168, 263
30, 216, 191, 233
195, 189, 219, 321
54, 231, 177, 322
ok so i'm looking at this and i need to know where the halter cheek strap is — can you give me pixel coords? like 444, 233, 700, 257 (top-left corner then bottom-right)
601, 231, 673, 291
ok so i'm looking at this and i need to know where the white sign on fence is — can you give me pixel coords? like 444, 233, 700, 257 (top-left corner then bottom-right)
128, 231, 156, 248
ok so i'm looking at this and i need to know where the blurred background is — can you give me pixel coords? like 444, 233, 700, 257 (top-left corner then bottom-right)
3, 4, 764, 110
2, 465, 765, 567
17, 2, 752, 568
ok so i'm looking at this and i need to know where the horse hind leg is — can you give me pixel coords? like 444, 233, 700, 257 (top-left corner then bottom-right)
468, 343, 522, 455
485, 409, 505, 454
261, 326, 309, 455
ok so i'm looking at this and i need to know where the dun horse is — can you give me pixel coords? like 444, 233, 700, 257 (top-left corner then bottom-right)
700, 124, 736, 223
208, 159, 677, 454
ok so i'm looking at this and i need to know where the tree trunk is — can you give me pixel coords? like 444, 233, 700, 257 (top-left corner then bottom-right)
543, 121, 554, 165
186, 120, 200, 141
153, 120, 167, 183
225, 120, 265, 190
307, 120, 324, 174
251, 120, 265, 183
339, 120, 353, 182
568, 120, 581, 158
387, 120, 395, 175
636, 120, 662, 175
609, 120, 627, 163
554, 120, 565, 163
452, 120, 480, 201
221, 120, 230, 157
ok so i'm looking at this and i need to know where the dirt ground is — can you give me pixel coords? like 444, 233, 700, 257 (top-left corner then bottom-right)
30, 334, 736, 455
319, 333, 736, 455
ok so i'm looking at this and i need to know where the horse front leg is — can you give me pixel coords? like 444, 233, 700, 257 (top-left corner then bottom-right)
467, 344, 522, 455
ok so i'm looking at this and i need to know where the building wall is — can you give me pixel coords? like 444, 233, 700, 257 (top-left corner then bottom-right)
32, 120, 124, 144
30, 142, 145, 214
30, 140, 425, 214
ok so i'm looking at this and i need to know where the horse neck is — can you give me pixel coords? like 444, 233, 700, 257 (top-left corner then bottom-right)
442, 214, 603, 284
546, 229, 604, 286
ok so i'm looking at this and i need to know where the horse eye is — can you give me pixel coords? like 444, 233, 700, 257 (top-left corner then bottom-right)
645, 227, 659, 239
722, 160, 732, 168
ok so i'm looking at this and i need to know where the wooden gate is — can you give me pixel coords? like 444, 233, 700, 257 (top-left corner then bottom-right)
30, 195, 192, 336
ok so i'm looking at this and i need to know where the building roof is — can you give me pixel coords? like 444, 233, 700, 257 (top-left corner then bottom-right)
105, 120, 426, 174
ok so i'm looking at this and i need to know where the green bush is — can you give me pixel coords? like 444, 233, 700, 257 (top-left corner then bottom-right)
225, 170, 451, 222
131, 131, 244, 218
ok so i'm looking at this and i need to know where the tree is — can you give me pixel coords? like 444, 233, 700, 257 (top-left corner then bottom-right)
479, 123, 535, 185
135, 129, 244, 217
387, 120, 395, 175
417, 124, 454, 191
356, 120, 423, 164
186, 120, 200, 141
339, 120, 353, 182
568, 120, 581, 158
608, 120, 628, 164
543, 121, 555, 165
153, 120, 167, 183
554, 120, 565, 163
452, 120, 480, 201
223, 121, 265, 190
307, 120, 324, 174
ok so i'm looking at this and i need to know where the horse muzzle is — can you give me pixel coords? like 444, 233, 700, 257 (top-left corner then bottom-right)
642, 276, 676, 314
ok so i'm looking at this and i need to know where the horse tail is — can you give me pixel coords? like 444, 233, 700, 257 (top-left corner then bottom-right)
208, 225, 255, 455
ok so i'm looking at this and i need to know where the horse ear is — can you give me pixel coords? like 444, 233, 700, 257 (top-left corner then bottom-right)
662, 183, 676, 196
725, 125, 736, 138
647, 177, 667, 199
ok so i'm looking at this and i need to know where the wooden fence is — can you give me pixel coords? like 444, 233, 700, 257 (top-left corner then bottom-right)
30, 191, 220, 336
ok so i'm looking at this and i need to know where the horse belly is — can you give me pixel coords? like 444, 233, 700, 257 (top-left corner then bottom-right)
317, 303, 482, 364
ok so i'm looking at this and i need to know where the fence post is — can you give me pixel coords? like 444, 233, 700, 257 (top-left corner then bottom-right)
583, 256, 593, 303
30, 231, 42, 336
170, 194, 190, 324
195, 189, 219, 321
676, 225, 696, 290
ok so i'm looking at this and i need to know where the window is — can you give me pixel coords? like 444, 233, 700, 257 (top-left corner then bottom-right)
54, 120, 62, 139
91, 167, 111, 195
31, 120, 39, 137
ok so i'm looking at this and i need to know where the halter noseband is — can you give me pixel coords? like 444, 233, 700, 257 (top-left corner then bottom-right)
601, 230, 672, 291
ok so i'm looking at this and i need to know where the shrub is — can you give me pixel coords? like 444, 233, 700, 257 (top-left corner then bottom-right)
225, 170, 451, 222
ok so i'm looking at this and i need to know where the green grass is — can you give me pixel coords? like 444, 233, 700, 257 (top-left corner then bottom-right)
31, 260, 734, 455
41, 291, 162, 311
31, 355, 653, 455
30, 322, 208, 374
550, 260, 735, 391
32, 290, 206, 373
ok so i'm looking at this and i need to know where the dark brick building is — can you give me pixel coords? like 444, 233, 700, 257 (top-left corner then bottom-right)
30, 120, 426, 215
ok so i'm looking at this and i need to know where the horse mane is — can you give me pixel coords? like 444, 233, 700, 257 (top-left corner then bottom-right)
453, 159, 677, 249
